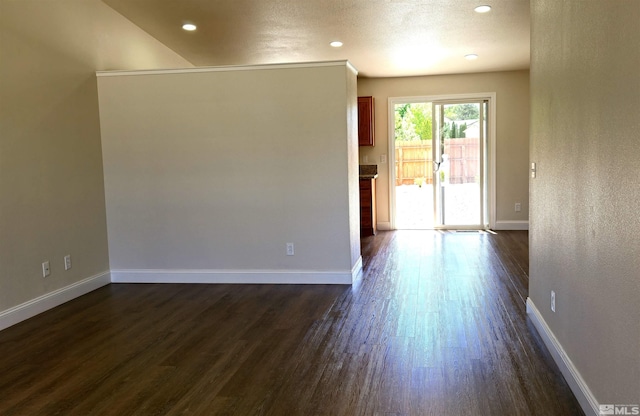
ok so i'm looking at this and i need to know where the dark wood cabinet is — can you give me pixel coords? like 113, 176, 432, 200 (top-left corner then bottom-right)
358, 96, 375, 146
359, 178, 377, 236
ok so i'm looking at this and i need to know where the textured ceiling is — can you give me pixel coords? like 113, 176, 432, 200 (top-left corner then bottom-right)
102, 0, 530, 78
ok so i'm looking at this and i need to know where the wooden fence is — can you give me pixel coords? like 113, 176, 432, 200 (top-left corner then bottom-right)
395, 138, 480, 186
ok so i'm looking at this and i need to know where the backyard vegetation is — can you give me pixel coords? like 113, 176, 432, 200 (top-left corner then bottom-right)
395, 103, 433, 141
395, 103, 480, 141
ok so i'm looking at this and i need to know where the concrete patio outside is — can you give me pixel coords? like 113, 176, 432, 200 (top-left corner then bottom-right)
395, 183, 482, 229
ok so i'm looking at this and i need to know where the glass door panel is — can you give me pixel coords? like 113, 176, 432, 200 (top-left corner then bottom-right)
393, 102, 435, 229
433, 101, 485, 228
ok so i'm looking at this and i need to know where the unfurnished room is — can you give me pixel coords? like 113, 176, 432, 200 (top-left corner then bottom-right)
1, 1, 638, 415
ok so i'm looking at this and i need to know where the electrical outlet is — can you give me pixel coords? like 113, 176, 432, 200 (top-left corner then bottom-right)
551, 290, 556, 312
515, 202, 522, 212
286, 243, 295, 256
64, 254, 72, 270
42, 261, 50, 277
380, 154, 387, 163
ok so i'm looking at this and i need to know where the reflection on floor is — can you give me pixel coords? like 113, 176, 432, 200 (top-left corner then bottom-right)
0, 231, 584, 415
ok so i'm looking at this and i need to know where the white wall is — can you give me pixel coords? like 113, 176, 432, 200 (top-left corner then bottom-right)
357, 70, 530, 230
0, 0, 192, 329
529, 1, 640, 414
97, 62, 361, 284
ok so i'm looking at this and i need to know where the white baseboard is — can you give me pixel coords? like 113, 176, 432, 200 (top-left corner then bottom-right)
1, 260, 362, 332
0, 271, 111, 331
526, 298, 599, 416
111, 262, 362, 285
493, 220, 529, 230
377, 222, 392, 231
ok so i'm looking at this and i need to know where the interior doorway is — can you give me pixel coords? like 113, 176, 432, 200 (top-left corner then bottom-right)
389, 94, 495, 230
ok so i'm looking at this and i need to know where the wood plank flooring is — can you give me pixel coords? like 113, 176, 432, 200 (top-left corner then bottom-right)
0, 231, 584, 415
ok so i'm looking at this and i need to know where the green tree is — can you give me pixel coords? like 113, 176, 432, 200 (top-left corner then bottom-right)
458, 122, 467, 138
397, 103, 410, 119
444, 103, 479, 121
395, 104, 419, 141
459, 122, 467, 138
394, 103, 432, 141
442, 122, 451, 139
409, 103, 432, 140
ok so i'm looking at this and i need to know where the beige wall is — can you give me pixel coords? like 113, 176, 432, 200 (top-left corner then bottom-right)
97, 63, 361, 282
530, 0, 640, 409
357, 70, 530, 229
0, 0, 192, 313
346, 65, 362, 267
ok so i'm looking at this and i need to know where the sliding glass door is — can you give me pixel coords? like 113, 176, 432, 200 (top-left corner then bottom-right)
393, 99, 488, 229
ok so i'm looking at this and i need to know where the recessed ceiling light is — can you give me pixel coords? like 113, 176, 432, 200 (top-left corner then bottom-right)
330, 41, 343, 48
182, 23, 197, 31
474, 5, 492, 13
465, 54, 479, 60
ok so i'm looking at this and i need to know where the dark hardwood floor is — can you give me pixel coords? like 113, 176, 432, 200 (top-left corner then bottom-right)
0, 231, 584, 415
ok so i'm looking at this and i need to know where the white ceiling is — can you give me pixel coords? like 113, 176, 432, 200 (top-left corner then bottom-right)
102, 0, 530, 78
